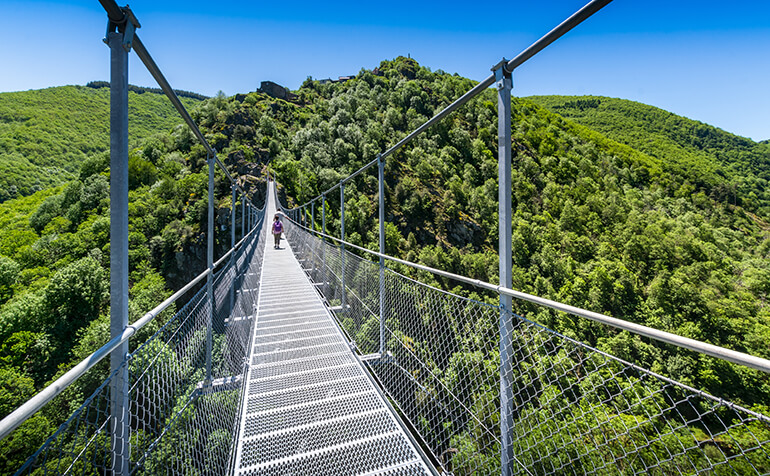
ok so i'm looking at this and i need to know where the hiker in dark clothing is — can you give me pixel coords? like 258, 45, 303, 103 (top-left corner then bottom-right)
272, 214, 283, 249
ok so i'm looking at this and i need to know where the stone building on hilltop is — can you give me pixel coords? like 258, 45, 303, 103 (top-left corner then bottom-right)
258, 81, 297, 101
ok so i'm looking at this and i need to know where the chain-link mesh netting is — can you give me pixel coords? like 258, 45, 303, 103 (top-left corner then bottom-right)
285, 220, 770, 476
13, 210, 266, 475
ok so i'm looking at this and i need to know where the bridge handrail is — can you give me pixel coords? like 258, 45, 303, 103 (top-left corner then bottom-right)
0, 219, 263, 442
292, 0, 614, 205
286, 218, 770, 375
2, 0, 269, 452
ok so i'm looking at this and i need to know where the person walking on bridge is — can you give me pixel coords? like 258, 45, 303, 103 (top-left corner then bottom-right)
272, 214, 283, 249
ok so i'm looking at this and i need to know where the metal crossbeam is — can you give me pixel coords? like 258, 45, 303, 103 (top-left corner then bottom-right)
197, 375, 243, 394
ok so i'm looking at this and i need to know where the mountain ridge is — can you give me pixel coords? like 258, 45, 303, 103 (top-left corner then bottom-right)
527, 94, 770, 217
0, 84, 203, 202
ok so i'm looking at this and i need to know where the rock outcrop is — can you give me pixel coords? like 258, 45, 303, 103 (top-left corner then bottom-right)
258, 81, 297, 101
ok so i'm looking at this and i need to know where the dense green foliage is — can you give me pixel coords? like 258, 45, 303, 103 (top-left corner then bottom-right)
0, 89, 260, 470
0, 85, 202, 201
529, 95, 770, 216
1, 57, 768, 471
265, 60, 769, 409
266, 60, 770, 470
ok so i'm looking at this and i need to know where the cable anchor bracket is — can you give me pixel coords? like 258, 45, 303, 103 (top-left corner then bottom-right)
491, 57, 513, 90
103, 5, 141, 52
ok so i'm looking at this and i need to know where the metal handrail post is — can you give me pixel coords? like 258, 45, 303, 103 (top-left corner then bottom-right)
231, 186, 236, 245
241, 192, 245, 240
205, 153, 214, 385
322, 195, 326, 236
230, 185, 236, 314
107, 29, 130, 476
494, 60, 514, 476
321, 194, 327, 294
340, 182, 346, 311
378, 154, 386, 356
311, 201, 316, 275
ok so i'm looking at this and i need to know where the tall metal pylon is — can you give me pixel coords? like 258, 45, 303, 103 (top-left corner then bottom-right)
494, 58, 514, 476
105, 5, 141, 473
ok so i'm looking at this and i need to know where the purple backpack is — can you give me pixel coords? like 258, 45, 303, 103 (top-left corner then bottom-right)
273, 221, 283, 233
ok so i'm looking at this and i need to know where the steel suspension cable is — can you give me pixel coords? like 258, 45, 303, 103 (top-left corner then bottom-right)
286, 220, 770, 375
98, 0, 250, 200
289, 0, 614, 212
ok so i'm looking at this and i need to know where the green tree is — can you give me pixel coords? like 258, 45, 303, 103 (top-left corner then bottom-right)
0, 367, 51, 474
0, 256, 20, 304
43, 256, 106, 361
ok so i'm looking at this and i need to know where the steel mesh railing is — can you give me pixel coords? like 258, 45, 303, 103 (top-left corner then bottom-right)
13, 209, 266, 475
284, 219, 770, 476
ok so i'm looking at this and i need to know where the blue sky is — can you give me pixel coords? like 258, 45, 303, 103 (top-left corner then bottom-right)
1, 1, 768, 141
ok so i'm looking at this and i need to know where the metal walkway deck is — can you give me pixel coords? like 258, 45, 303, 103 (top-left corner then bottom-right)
233, 185, 434, 476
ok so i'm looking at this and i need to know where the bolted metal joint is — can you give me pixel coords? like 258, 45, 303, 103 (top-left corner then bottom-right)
103, 6, 141, 52
492, 57, 513, 91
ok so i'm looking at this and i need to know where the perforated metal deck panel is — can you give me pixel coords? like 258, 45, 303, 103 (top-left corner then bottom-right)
233, 188, 434, 476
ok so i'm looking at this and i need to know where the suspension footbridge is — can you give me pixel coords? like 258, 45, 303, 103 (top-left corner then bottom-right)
1, 0, 769, 474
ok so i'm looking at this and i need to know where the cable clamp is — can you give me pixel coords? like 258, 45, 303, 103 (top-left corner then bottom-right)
492, 57, 513, 91
103, 6, 141, 52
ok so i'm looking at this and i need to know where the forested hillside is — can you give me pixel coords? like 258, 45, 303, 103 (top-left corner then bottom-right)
0, 57, 768, 470
0, 89, 257, 470
0, 84, 203, 201
268, 59, 770, 411
528, 95, 770, 216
